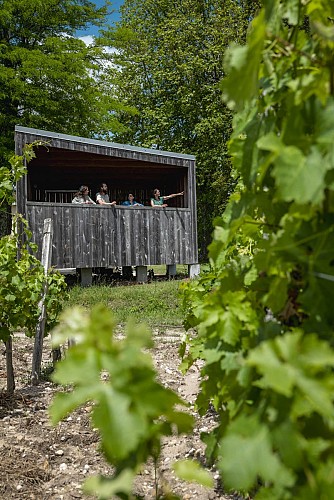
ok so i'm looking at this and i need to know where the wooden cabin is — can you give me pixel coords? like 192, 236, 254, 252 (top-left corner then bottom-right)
15, 126, 199, 283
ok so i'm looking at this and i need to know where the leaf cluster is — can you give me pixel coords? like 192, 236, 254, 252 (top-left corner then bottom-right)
181, 0, 334, 497
0, 142, 43, 207
50, 305, 194, 499
0, 216, 67, 342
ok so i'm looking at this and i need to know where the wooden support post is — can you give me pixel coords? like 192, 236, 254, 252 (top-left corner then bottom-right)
122, 266, 133, 280
136, 265, 147, 283
188, 263, 200, 279
31, 218, 53, 385
5, 337, 15, 394
167, 264, 177, 277
80, 268, 93, 287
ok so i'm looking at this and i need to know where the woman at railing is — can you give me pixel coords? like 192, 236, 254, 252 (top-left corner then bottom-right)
150, 188, 184, 208
72, 185, 96, 204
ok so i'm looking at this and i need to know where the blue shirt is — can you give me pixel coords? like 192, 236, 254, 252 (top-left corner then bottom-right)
122, 200, 143, 206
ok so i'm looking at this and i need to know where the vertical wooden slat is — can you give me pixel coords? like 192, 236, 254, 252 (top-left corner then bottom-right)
142, 209, 149, 266
63, 206, 71, 268
174, 210, 180, 263
124, 209, 132, 266
152, 210, 160, 265
86, 208, 96, 268
26, 204, 194, 267
53, 205, 61, 268
160, 210, 168, 263
75, 206, 84, 268
188, 160, 198, 263
119, 209, 126, 266
96, 208, 104, 268
110, 207, 118, 267
132, 208, 142, 266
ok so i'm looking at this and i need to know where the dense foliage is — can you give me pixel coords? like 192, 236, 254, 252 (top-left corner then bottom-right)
0, 145, 67, 391
0, 216, 66, 342
103, 0, 260, 259
181, 0, 334, 497
0, 0, 123, 160
50, 305, 201, 499
0, 138, 37, 235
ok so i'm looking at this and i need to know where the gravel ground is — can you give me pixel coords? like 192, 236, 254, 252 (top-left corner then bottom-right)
0, 329, 241, 500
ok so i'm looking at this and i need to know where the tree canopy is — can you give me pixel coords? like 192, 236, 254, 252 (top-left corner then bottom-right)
0, 0, 122, 160
103, 0, 260, 258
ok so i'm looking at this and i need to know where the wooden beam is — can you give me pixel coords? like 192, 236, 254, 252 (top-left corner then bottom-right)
31, 218, 53, 385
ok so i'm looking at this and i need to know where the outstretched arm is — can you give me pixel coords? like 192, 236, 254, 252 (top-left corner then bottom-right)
163, 191, 184, 201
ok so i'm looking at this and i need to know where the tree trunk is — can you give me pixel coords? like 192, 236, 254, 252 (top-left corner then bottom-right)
1, 201, 15, 394
52, 347, 62, 366
0, 203, 12, 238
5, 338, 15, 395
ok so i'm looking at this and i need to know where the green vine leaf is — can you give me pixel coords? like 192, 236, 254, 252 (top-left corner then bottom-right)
173, 459, 214, 488
84, 469, 134, 498
50, 304, 194, 497
272, 146, 329, 205
182, 1, 334, 497
219, 415, 295, 492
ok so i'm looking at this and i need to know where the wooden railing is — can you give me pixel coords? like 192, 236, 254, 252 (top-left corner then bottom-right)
44, 190, 76, 203
33, 189, 77, 203
27, 202, 197, 268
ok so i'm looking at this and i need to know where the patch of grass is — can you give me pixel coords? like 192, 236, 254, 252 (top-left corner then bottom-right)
149, 264, 188, 276
63, 280, 186, 328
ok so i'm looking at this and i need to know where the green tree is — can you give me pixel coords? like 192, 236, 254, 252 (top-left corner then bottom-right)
0, 145, 67, 393
182, 0, 334, 497
0, 0, 123, 160
103, 0, 260, 259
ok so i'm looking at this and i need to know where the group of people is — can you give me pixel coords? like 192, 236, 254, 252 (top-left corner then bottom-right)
72, 183, 184, 207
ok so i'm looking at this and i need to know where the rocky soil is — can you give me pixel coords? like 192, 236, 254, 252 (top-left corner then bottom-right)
0, 329, 240, 500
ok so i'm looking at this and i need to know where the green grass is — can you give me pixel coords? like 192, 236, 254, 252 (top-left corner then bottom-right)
150, 264, 188, 275
63, 279, 186, 328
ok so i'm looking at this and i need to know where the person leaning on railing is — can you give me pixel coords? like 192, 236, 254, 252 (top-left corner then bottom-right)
150, 188, 184, 208
96, 182, 116, 206
72, 185, 96, 204
122, 193, 143, 206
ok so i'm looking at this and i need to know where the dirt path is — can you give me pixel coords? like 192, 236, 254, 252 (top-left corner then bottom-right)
0, 330, 236, 499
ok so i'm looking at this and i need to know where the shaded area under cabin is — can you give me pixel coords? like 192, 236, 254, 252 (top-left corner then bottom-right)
15, 126, 199, 283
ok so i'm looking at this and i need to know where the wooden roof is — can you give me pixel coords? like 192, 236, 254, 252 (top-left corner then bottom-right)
15, 126, 195, 166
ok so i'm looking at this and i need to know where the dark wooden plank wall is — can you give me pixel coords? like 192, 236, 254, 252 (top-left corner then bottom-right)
27, 203, 196, 268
